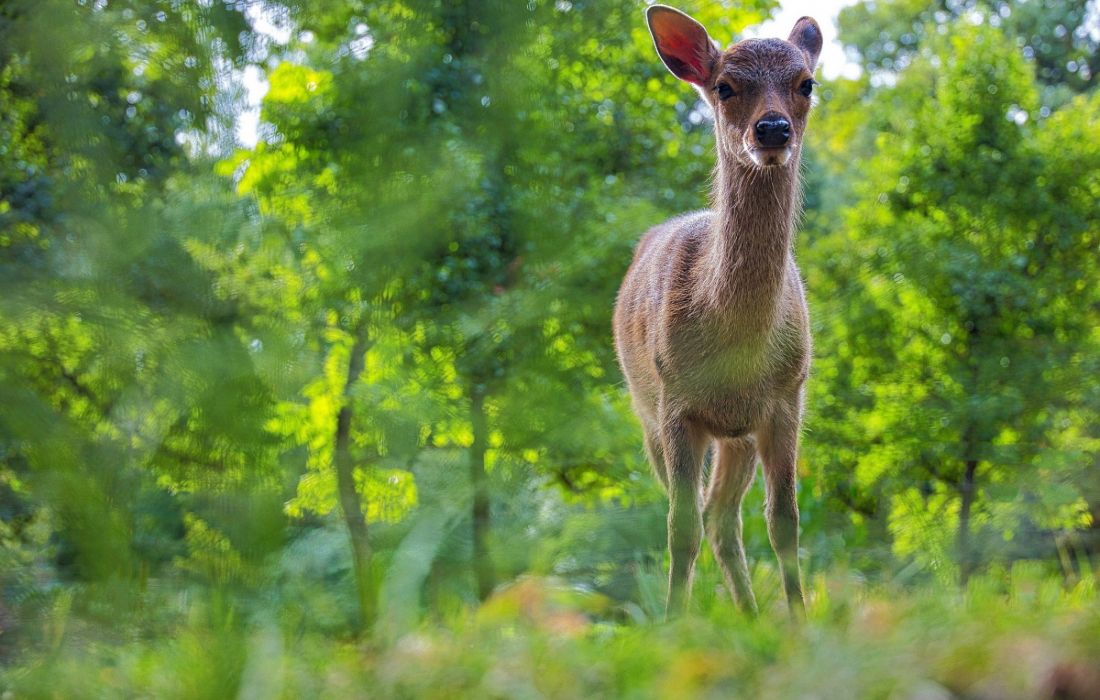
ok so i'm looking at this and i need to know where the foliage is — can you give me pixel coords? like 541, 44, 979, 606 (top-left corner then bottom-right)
837, 0, 1099, 106
803, 19, 1100, 582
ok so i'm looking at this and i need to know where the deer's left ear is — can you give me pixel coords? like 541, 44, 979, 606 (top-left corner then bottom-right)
788, 17, 822, 72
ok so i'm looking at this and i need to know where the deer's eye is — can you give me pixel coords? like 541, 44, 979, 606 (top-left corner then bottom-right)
716, 83, 735, 101
799, 79, 815, 97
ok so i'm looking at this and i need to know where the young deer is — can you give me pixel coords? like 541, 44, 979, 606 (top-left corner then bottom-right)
613, 6, 822, 617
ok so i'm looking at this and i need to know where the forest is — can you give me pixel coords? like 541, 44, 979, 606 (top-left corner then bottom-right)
1, 0, 1098, 697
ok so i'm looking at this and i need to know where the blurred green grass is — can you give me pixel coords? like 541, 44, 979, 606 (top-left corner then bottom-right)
5, 566, 1097, 699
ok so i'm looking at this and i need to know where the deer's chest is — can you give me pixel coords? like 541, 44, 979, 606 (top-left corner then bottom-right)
657, 313, 807, 435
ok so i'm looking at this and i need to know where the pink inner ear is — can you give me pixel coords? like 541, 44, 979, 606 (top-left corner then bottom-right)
650, 9, 713, 85
658, 29, 710, 84
666, 36, 704, 75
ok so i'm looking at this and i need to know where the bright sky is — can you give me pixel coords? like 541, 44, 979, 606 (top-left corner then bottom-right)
234, 0, 861, 147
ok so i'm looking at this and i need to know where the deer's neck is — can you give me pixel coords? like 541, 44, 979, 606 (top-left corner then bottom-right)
695, 160, 799, 326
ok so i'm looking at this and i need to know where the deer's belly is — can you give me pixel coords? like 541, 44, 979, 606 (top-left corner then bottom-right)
685, 377, 779, 437
659, 337, 805, 437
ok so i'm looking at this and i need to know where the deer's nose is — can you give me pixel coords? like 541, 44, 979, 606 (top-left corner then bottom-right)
755, 117, 791, 147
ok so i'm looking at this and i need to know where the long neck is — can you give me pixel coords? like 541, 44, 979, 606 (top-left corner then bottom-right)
695, 157, 800, 325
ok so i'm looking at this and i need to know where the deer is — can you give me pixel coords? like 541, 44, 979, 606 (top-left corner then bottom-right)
613, 5, 822, 618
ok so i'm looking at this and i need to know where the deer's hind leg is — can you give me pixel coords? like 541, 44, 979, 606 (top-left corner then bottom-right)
758, 398, 806, 616
704, 437, 759, 614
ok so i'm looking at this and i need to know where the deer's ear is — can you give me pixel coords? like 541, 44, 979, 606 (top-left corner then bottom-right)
646, 5, 719, 86
788, 17, 823, 72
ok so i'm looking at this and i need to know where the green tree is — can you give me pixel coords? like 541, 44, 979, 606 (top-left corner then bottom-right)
838, 0, 1098, 106
804, 19, 1099, 582
224, 0, 777, 623
0, 0, 283, 641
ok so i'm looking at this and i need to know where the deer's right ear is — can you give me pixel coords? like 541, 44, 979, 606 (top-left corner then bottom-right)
788, 17, 823, 72
646, 5, 719, 86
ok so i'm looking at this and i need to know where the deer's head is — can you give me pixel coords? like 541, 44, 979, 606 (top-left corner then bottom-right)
646, 5, 822, 169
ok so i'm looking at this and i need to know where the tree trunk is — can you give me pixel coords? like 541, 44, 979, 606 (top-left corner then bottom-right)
469, 387, 494, 600
957, 458, 978, 586
335, 328, 375, 630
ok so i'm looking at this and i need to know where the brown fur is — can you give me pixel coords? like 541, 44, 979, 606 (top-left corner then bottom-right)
613, 6, 822, 617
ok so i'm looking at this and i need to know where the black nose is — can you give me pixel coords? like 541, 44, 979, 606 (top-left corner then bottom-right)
755, 117, 791, 147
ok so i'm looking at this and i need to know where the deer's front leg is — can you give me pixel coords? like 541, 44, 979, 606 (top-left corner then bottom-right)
758, 397, 806, 617
661, 413, 707, 618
